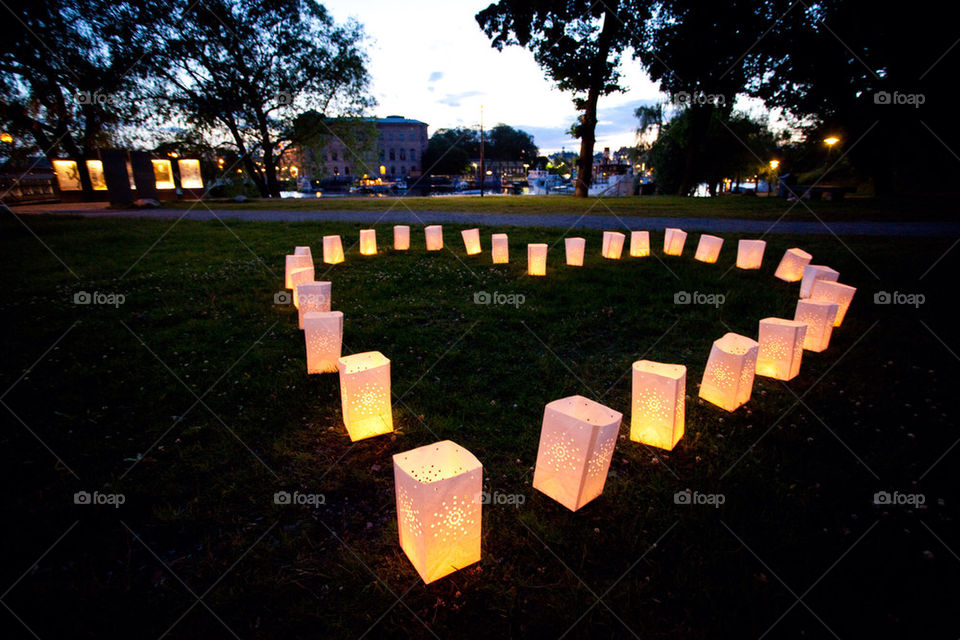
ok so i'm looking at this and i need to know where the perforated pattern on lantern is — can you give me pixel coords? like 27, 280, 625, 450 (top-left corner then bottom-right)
397, 487, 422, 538
635, 387, 669, 424
353, 381, 388, 419
306, 330, 336, 355
545, 432, 580, 474
430, 495, 474, 542
586, 435, 615, 479
711, 362, 737, 390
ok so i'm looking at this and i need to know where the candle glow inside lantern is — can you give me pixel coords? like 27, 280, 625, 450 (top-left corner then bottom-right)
528, 243, 548, 276
663, 228, 688, 256
323, 235, 345, 264
756, 318, 806, 380
794, 299, 839, 352
393, 440, 482, 584
565, 237, 586, 266
736, 239, 766, 269
359, 229, 377, 255
699, 333, 760, 411
290, 268, 315, 307
337, 351, 393, 441
461, 228, 482, 255
425, 225, 443, 251
799, 264, 840, 299
810, 280, 857, 326
774, 248, 812, 282
694, 234, 724, 263
533, 395, 622, 511
491, 233, 509, 263
630, 361, 686, 451
630, 231, 650, 257
285, 254, 313, 288
394, 225, 410, 250
601, 231, 626, 259
296, 281, 331, 329
303, 310, 343, 374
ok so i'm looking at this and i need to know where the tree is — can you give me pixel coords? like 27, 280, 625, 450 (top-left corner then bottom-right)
487, 124, 538, 162
421, 128, 479, 177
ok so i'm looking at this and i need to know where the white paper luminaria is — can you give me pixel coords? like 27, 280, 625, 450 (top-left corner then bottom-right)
323, 235, 345, 264
694, 234, 724, 263
304, 311, 343, 374
359, 229, 377, 255
296, 280, 332, 329
393, 440, 482, 584
461, 228, 481, 255
756, 318, 806, 380
425, 225, 443, 251
663, 228, 688, 256
799, 264, 840, 299
290, 267, 315, 307
699, 333, 759, 411
774, 248, 812, 282
532, 395, 622, 511
630, 231, 650, 257
337, 351, 393, 441
394, 225, 411, 250
810, 280, 857, 326
601, 231, 626, 259
294, 246, 313, 263
736, 239, 766, 269
630, 360, 686, 451
565, 237, 586, 266
794, 299, 839, 352
285, 254, 313, 289
528, 243, 548, 276
491, 233, 509, 264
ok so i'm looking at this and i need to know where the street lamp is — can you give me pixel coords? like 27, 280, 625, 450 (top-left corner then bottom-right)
768, 160, 780, 197
0, 132, 12, 144
769, 160, 780, 170
823, 136, 839, 147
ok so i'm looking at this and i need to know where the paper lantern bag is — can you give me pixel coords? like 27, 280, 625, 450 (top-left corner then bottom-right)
337, 351, 393, 441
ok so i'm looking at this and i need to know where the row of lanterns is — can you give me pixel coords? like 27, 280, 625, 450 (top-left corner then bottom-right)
281, 225, 857, 584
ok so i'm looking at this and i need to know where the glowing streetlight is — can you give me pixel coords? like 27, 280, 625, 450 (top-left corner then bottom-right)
823, 136, 840, 147
0, 132, 12, 144
769, 160, 780, 170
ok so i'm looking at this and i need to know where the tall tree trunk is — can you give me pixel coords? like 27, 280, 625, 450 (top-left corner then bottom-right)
676, 105, 712, 196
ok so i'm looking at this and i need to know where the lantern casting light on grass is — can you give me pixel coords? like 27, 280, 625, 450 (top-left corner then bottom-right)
565, 237, 586, 266
323, 235, 345, 264
756, 318, 806, 380
694, 234, 724, 263
461, 228, 481, 255
304, 311, 343, 374
699, 333, 759, 411
491, 233, 509, 264
631, 360, 686, 451
394, 225, 410, 250
664, 228, 688, 256
736, 239, 766, 269
285, 254, 313, 289
532, 395, 622, 511
393, 440, 482, 584
601, 231, 626, 259
359, 229, 377, 255
774, 248, 812, 282
794, 299, 839, 352
528, 243, 548, 276
810, 280, 856, 326
800, 264, 840, 299
425, 225, 443, 251
337, 351, 393, 441
296, 281, 331, 329
630, 231, 650, 257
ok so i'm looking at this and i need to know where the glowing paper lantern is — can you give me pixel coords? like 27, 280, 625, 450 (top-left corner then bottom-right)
303, 311, 342, 374
663, 228, 688, 256
756, 318, 806, 380
810, 280, 857, 326
794, 299, 839, 352
394, 440, 482, 584
461, 228, 481, 255
359, 229, 377, 255
736, 239, 766, 269
425, 225, 443, 251
699, 333, 759, 411
601, 231, 626, 259
337, 351, 393, 441
799, 265, 840, 299
532, 395, 622, 511
774, 248, 812, 282
630, 361, 685, 451
491, 233, 509, 263
630, 231, 650, 257
694, 234, 724, 263
323, 235, 345, 264
394, 225, 410, 250
290, 268, 315, 307
296, 281, 331, 329
565, 237, 586, 266
294, 246, 313, 264
285, 254, 313, 289
527, 243, 548, 276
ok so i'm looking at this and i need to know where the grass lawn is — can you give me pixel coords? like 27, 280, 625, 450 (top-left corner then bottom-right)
1, 213, 957, 638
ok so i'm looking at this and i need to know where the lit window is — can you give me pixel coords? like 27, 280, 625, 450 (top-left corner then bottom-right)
333, 167, 339, 175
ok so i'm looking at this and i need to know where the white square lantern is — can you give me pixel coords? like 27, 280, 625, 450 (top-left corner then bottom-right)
425, 225, 443, 251
294, 246, 313, 263
630, 361, 686, 451
394, 225, 410, 250
601, 231, 626, 259
533, 396, 622, 511
303, 311, 343, 374
699, 333, 759, 411
800, 265, 840, 299
810, 280, 857, 326
285, 254, 313, 289
491, 233, 509, 264
359, 229, 377, 255
393, 440, 482, 584
774, 248, 812, 282
664, 228, 688, 256
337, 351, 393, 441
794, 299, 839, 352
565, 237, 586, 266
296, 281, 331, 329
756, 318, 806, 380
290, 267, 315, 307
528, 243, 548, 276
461, 228, 481, 255
323, 235, 345, 264
694, 234, 724, 263
629, 231, 650, 257
736, 239, 766, 269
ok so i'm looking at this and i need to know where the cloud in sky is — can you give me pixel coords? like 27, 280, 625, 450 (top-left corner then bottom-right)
428, 71, 443, 83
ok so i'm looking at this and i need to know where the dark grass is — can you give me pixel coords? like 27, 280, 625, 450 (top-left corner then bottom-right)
1, 212, 958, 638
